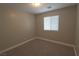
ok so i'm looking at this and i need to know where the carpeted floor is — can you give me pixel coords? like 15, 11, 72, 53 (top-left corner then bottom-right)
1, 39, 75, 56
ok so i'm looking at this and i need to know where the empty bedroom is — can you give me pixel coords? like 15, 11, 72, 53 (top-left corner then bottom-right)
0, 3, 79, 56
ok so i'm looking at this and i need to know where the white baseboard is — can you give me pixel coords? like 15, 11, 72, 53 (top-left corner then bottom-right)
0, 37, 36, 54
35, 37, 77, 56
73, 47, 77, 56
35, 37, 75, 48
73, 46, 79, 56
0, 37, 77, 56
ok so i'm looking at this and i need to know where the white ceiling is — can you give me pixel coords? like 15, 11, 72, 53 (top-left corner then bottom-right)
0, 3, 76, 14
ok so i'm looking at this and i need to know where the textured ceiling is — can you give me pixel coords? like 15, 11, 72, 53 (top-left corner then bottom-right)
0, 3, 76, 14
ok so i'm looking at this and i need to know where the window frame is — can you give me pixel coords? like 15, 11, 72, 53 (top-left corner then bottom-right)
43, 15, 60, 32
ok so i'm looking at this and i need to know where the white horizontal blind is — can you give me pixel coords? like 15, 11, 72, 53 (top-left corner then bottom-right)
44, 15, 59, 31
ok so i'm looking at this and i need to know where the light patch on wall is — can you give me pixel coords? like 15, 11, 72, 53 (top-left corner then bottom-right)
10, 12, 16, 18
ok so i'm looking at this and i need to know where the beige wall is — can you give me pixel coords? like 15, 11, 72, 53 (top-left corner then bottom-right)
36, 5, 76, 44
75, 4, 79, 56
0, 7, 35, 51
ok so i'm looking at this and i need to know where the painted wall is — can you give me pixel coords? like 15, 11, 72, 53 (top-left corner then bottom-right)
75, 4, 79, 56
0, 6, 35, 51
36, 5, 76, 44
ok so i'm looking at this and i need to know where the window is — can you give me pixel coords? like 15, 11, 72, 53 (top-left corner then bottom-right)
44, 15, 59, 31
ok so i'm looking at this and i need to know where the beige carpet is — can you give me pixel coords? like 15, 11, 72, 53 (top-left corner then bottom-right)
1, 39, 75, 56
